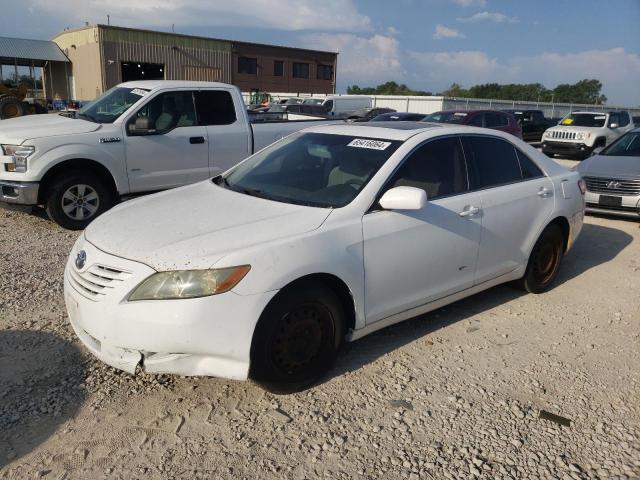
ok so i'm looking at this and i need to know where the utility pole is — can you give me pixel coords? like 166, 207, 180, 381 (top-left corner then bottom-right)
107, 14, 110, 25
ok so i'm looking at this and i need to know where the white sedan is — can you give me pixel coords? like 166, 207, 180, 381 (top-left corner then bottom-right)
64, 123, 585, 391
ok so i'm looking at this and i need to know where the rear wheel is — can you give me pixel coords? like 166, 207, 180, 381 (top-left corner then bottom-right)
0, 96, 24, 119
519, 224, 564, 293
44, 172, 114, 230
250, 282, 345, 393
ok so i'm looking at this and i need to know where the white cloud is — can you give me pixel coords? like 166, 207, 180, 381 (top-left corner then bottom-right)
432, 24, 466, 40
302, 33, 402, 85
451, 0, 486, 6
457, 11, 519, 23
407, 48, 640, 105
29, 0, 372, 32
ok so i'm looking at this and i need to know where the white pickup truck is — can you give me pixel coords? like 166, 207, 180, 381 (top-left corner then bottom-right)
541, 110, 635, 159
0, 80, 341, 229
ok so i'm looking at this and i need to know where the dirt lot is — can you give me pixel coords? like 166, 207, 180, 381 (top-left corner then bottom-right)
1, 159, 639, 479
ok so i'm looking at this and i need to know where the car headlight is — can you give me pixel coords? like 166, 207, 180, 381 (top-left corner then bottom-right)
128, 265, 251, 301
543, 131, 552, 138
2, 144, 35, 172
575, 132, 586, 141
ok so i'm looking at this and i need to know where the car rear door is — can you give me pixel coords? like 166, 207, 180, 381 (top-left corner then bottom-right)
362, 136, 482, 324
462, 135, 555, 283
194, 89, 253, 176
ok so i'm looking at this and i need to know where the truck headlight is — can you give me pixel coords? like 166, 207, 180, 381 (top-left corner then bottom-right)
128, 266, 251, 301
2, 144, 35, 173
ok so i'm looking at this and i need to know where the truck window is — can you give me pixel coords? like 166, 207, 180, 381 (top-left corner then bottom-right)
194, 90, 237, 125
129, 91, 196, 134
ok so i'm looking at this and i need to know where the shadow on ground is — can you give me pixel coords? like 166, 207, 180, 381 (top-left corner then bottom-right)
0, 330, 86, 468
325, 221, 633, 383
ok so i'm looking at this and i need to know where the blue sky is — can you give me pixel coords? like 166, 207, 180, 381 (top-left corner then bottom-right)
1, 0, 639, 105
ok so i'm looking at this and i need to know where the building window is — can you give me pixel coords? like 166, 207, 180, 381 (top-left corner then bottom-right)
317, 64, 333, 81
292, 62, 309, 79
274, 60, 284, 77
238, 57, 257, 75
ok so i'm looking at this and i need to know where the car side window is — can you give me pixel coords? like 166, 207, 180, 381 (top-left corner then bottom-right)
467, 114, 484, 127
387, 137, 468, 199
608, 113, 619, 127
463, 136, 523, 189
485, 112, 508, 127
515, 148, 544, 179
618, 112, 630, 127
129, 91, 196, 135
194, 90, 237, 125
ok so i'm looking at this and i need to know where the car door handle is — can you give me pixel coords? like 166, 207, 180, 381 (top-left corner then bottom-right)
189, 136, 205, 144
458, 206, 480, 217
537, 187, 553, 197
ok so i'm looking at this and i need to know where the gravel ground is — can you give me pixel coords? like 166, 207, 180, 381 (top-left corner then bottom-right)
1, 160, 639, 479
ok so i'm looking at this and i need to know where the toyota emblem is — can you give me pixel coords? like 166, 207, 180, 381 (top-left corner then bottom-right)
75, 250, 87, 269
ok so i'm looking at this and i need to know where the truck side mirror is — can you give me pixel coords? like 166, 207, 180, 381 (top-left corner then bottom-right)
130, 117, 156, 135
609, 123, 619, 129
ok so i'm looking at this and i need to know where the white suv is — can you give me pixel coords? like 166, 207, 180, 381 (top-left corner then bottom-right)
542, 111, 635, 159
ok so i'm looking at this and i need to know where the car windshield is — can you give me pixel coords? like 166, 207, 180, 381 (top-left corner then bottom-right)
601, 131, 640, 157
77, 86, 149, 123
423, 111, 469, 124
559, 113, 606, 127
220, 132, 402, 208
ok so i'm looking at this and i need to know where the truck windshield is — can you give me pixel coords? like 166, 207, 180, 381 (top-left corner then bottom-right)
560, 113, 606, 127
77, 86, 149, 123
423, 111, 468, 124
220, 132, 402, 208
601, 132, 640, 157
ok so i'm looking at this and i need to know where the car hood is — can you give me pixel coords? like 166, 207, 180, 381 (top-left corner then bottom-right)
578, 154, 640, 178
0, 114, 100, 144
85, 181, 333, 271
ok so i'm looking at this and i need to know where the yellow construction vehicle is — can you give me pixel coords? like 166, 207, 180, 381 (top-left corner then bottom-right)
0, 82, 46, 119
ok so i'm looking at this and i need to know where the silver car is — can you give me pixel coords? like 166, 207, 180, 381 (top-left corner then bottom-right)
577, 127, 640, 218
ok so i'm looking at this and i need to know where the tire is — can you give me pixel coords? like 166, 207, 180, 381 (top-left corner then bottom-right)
44, 172, 115, 230
250, 282, 345, 393
519, 224, 564, 294
0, 96, 24, 119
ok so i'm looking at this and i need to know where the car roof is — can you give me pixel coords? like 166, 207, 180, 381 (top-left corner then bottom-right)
118, 80, 233, 90
302, 122, 447, 141
436, 109, 509, 115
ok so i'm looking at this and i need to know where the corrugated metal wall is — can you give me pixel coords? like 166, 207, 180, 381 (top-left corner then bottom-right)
98, 26, 232, 90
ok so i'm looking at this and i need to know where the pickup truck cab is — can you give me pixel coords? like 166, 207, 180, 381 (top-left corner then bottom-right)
541, 110, 635, 159
0, 80, 340, 229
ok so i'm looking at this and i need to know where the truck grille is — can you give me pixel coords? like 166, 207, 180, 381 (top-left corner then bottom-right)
68, 264, 132, 301
550, 131, 576, 140
584, 176, 640, 196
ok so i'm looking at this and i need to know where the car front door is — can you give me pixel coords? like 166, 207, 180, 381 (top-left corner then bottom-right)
124, 90, 209, 192
362, 136, 482, 324
462, 135, 555, 283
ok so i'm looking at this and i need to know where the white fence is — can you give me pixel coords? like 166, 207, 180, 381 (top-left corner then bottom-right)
245, 91, 640, 118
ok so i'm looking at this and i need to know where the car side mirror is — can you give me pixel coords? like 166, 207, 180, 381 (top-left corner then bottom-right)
130, 117, 156, 135
379, 186, 427, 210
609, 123, 619, 129
591, 146, 604, 156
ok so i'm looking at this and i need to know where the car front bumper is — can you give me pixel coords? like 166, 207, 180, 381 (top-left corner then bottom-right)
584, 190, 640, 218
63, 236, 277, 380
0, 180, 39, 205
541, 141, 592, 157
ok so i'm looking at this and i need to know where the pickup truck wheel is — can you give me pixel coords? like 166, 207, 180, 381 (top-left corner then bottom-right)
45, 173, 114, 230
250, 282, 344, 393
519, 224, 564, 294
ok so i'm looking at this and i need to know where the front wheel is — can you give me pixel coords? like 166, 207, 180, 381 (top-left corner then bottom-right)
45, 173, 114, 230
519, 224, 564, 293
250, 283, 345, 393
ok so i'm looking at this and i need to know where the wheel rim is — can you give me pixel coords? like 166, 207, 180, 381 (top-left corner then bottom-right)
532, 238, 560, 285
61, 184, 100, 221
3, 104, 19, 118
270, 303, 333, 376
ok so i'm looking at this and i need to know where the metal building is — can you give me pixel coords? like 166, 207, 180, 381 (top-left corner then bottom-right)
52, 25, 337, 101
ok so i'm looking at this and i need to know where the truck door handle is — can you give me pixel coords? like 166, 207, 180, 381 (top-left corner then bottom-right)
458, 205, 480, 217
537, 187, 553, 198
189, 136, 205, 144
